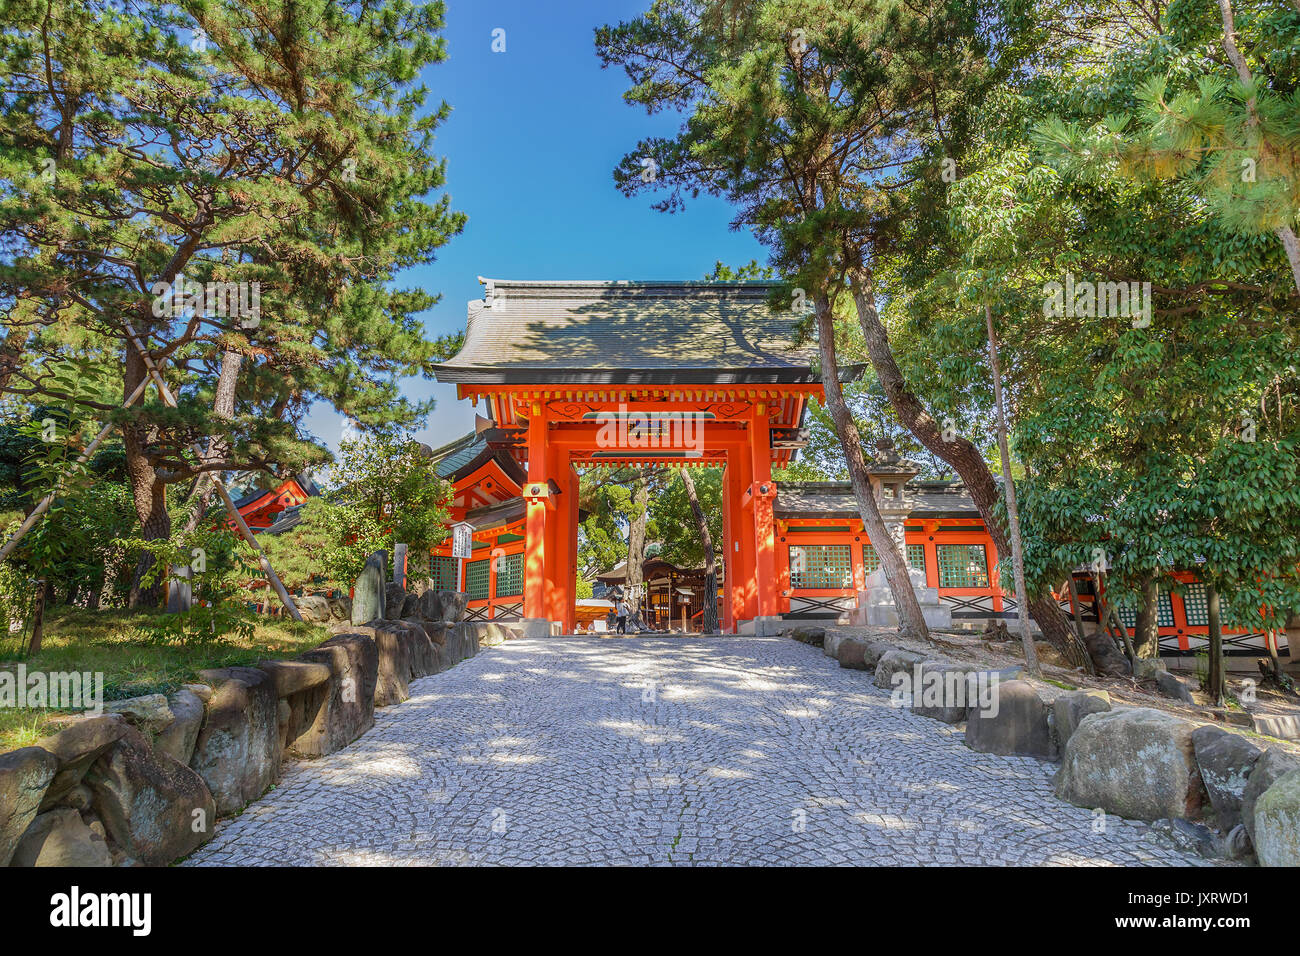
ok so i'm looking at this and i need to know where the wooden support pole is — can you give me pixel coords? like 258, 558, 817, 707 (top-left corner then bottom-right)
121, 321, 302, 622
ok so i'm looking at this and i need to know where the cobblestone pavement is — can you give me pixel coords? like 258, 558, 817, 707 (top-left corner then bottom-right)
187, 636, 1211, 866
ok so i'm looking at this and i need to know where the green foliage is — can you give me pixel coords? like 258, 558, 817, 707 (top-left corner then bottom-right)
112, 523, 251, 606
0, 0, 466, 554
578, 469, 646, 575
650, 469, 722, 568
137, 602, 257, 649
296, 431, 453, 588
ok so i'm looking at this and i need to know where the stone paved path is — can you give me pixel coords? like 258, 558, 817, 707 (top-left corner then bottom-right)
187, 636, 1210, 866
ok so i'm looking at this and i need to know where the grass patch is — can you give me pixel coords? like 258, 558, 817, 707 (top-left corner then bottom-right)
0, 606, 330, 752
1041, 677, 1079, 691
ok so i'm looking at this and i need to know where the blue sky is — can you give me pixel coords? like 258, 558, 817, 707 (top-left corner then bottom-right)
306, 0, 767, 454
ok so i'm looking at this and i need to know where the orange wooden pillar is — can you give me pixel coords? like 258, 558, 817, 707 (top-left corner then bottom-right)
722, 461, 737, 632
729, 450, 757, 625
522, 405, 549, 621
543, 444, 577, 631
749, 404, 780, 619
564, 461, 579, 632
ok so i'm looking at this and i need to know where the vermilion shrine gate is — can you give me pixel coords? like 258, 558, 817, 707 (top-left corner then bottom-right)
433, 279, 818, 635
426, 279, 1288, 658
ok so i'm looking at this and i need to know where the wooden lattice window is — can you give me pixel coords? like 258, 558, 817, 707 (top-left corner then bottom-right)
907, 544, 927, 574
862, 544, 880, 575
1116, 590, 1175, 629
1181, 582, 1209, 627
495, 552, 523, 598
430, 555, 458, 592
936, 544, 990, 588
789, 544, 853, 589
465, 559, 489, 601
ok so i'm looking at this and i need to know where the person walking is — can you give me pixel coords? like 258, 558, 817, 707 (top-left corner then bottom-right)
616, 595, 628, 635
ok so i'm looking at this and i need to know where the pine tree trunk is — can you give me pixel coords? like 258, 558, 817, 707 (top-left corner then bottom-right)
181, 349, 243, 536
814, 293, 930, 643
625, 475, 649, 630
985, 305, 1040, 677
123, 351, 170, 608
1207, 583, 1225, 705
680, 467, 718, 634
846, 270, 1091, 670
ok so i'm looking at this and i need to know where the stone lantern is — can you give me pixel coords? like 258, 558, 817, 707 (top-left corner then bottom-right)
852, 437, 953, 629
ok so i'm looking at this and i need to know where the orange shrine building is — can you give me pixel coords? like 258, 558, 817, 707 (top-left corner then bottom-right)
425, 279, 1288, 659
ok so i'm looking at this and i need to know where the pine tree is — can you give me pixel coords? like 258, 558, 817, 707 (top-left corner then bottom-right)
0, 0, 465, 601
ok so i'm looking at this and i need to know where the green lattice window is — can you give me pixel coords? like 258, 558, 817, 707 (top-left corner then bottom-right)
936, 544, 990, 588
1181, 582, 1209, 627
465, 559, 489, 601
864, 543, 926, 576
1116, 590, 1175, 629
430, 555, 458, 592
789, 544, 853, 589
495, 552, 523, 598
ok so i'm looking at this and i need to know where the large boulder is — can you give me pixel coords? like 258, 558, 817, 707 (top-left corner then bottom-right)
399, 592, 420, 620
789, 625, 825, 647
293, 594, 334, 623
383, 583, 407, 621
155, 688, 205, 766
1052, 690, 1112, 749
10, 807, 113, 867
351, 550, 387, 624
294, 633, 379, 755
34, 715, 126, 810
1242, 747, 1300, 847
1155, 670, 1196, 704
837, 638, 873, 671
357, 621, 411, 705
1190, 725, 1263, 833
256, 659, 332, 699
872, 649, 925, 690
85, 726, 214, 865
1055, 708, 1205, 821
191, 666, 281, 815
396, 618, 440, 677
965, 679, 1055, 758
1083, 629, 1131, 677
417, 589, 469, 624
104, 694, 174, 736
326, 594, 352, 622
1254, 769, 1300, 867
0, 747, 59, 866
909, 662, 1006, 724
